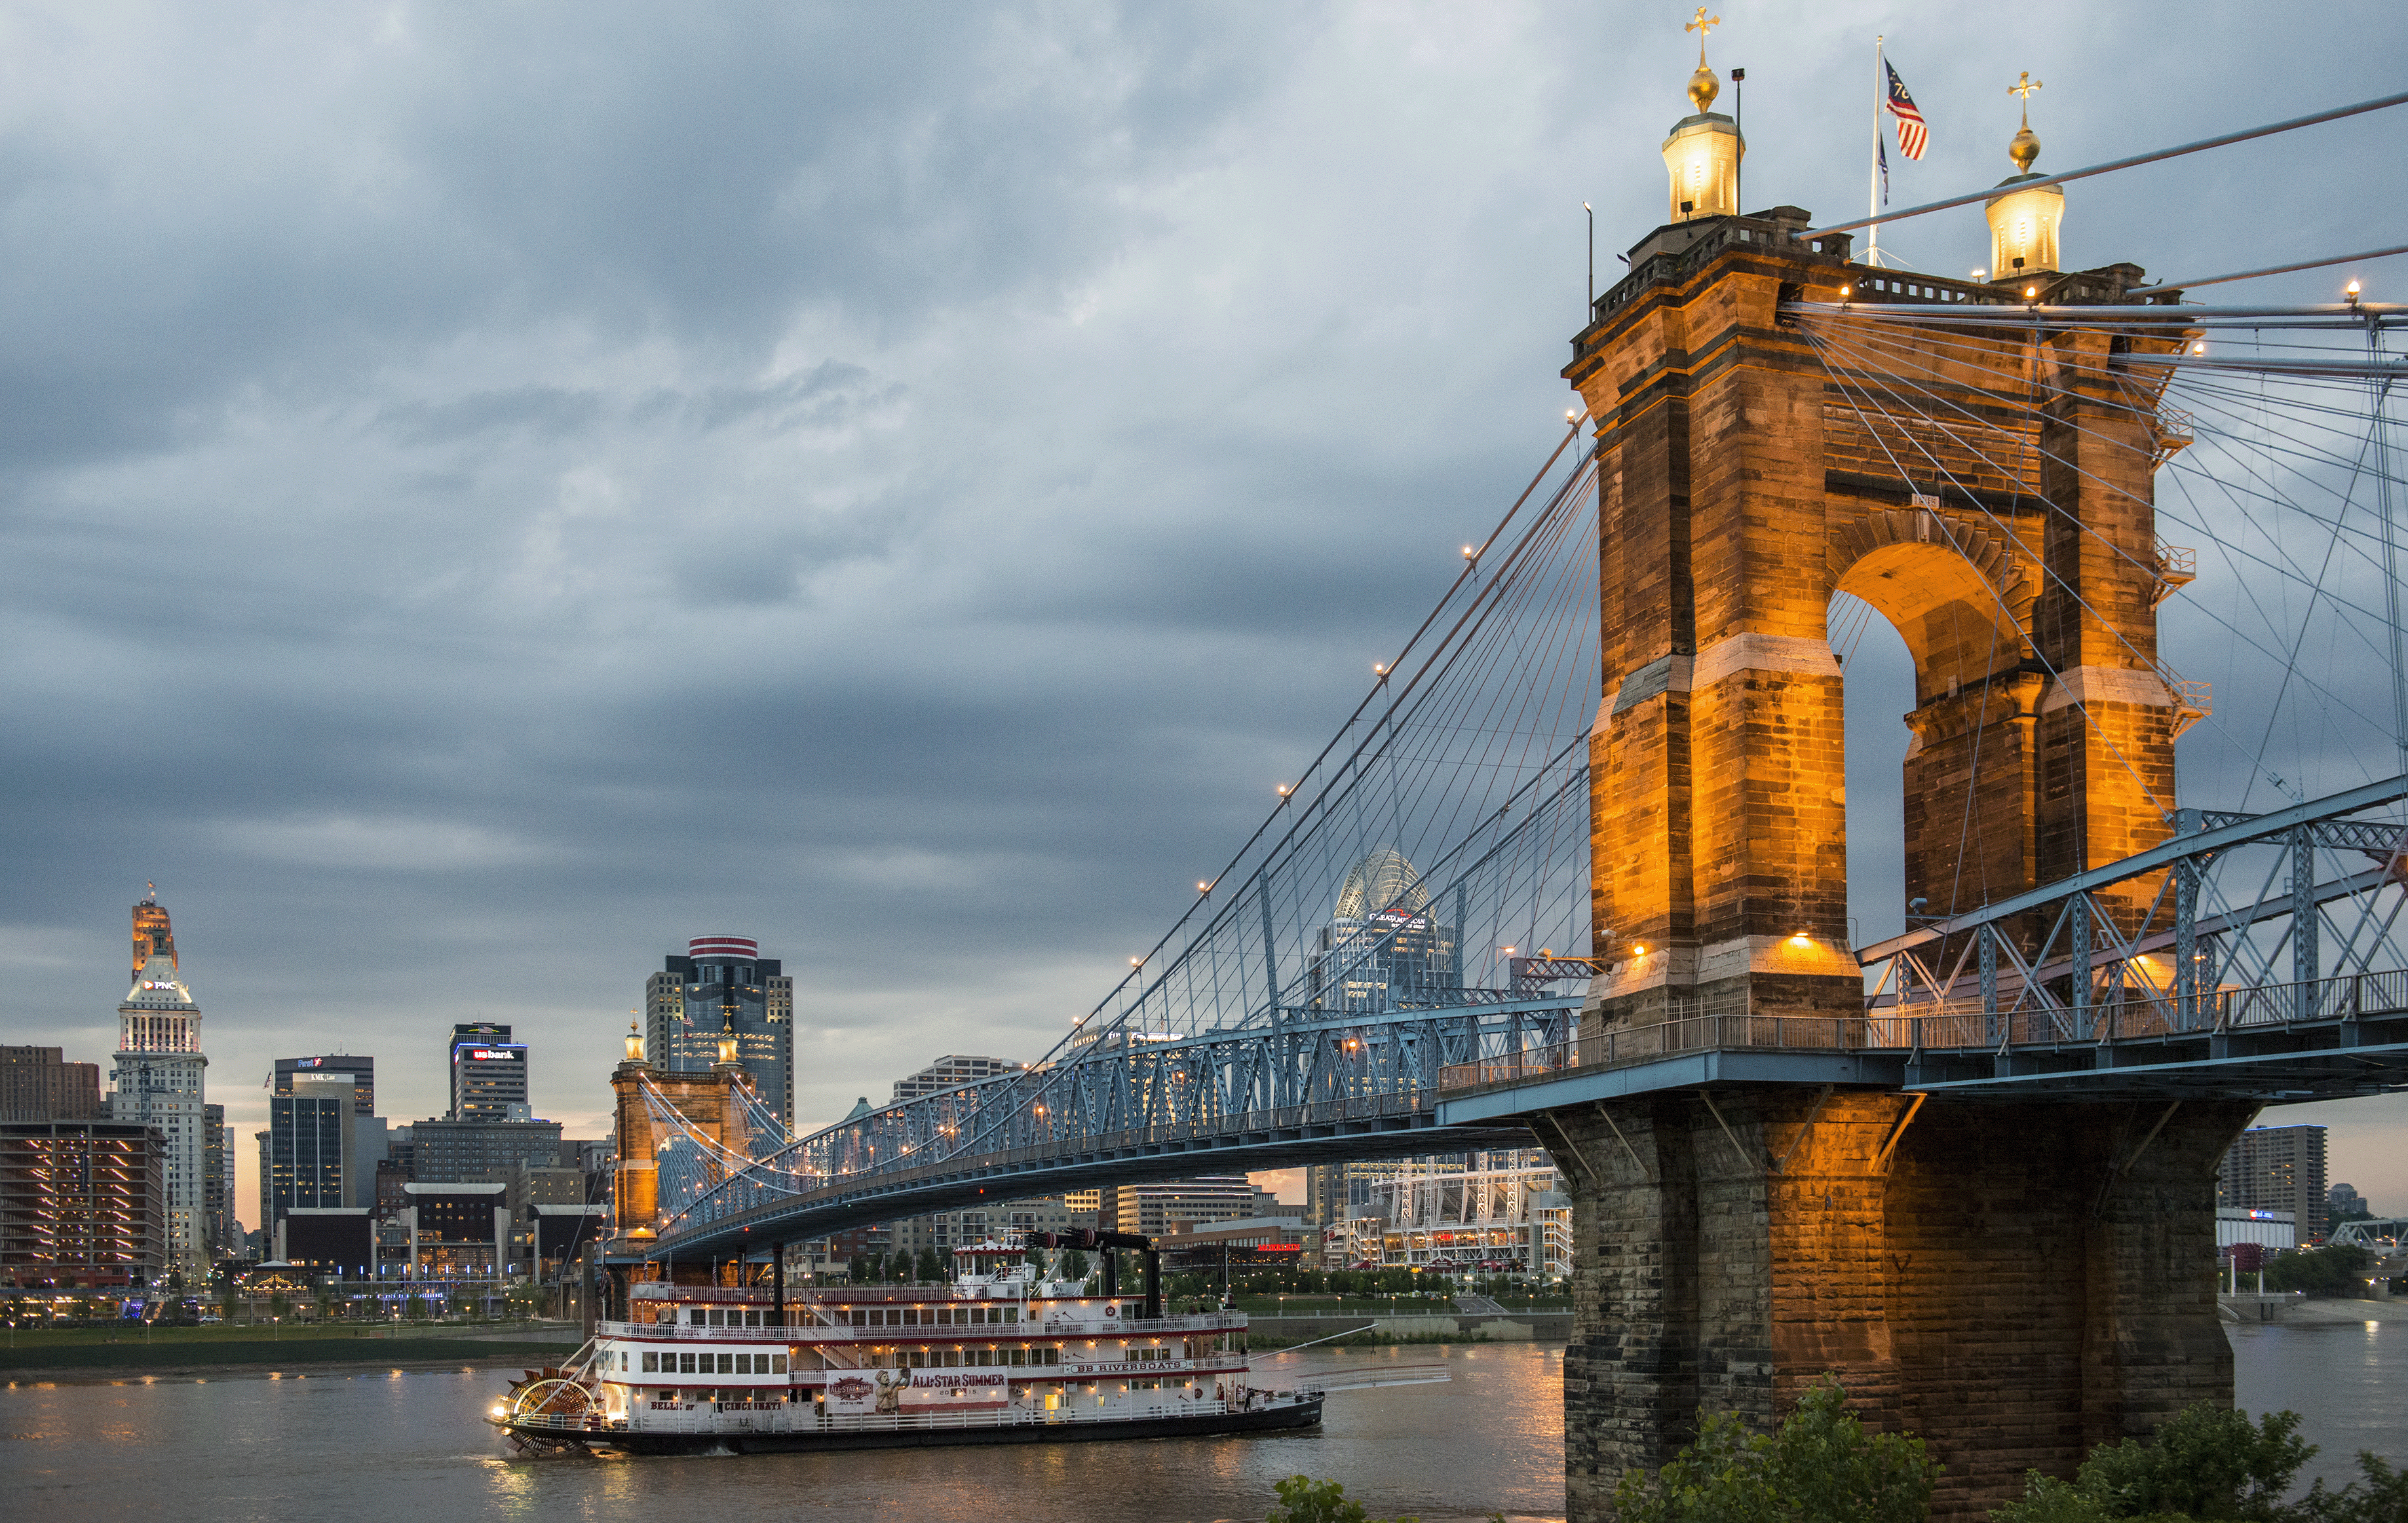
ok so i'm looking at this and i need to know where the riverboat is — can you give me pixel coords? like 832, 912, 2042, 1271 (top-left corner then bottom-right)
493, 1244, 1326, 1455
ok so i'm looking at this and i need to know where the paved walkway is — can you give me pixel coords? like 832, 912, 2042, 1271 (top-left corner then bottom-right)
1453, 1293, 1506, 1315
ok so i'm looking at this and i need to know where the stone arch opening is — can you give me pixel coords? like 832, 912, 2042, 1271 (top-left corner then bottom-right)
1828, 507, 2046, 922
1829, 590, 1915, 951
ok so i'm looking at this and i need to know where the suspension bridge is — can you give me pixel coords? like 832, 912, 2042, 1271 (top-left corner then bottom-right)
603, 62, 2408, 1522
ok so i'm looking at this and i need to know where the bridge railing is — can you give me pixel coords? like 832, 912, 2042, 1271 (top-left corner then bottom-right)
1434, 969, 2408, 1091
1437, 1013, 1859, 1089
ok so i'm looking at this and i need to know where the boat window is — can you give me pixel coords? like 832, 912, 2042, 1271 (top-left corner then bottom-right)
850, 1309, 865, 1326
1008, 1349, 1025, 1366
772, 1355, 787, 1374
642, 1351, 659, 1373
942, 1350, 961, 1368
903, 1309, 919, 1326
678, 1352, 696, 1374
907, 1351, 927, 1368
1003, 1307, 1019, 1323
688, 1309, 705, 1326
717, 1353, 734, 1374
710, 1309, 727, 1328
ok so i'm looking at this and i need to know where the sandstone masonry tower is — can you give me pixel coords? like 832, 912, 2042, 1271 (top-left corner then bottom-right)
1550, 33, 2242, 1520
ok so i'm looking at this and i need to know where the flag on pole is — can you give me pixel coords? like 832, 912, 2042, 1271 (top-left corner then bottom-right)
1877, 136, 1889, 204
1885, 61, 1928, 159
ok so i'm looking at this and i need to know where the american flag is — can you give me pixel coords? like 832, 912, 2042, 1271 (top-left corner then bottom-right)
1885, 62, 1928, 160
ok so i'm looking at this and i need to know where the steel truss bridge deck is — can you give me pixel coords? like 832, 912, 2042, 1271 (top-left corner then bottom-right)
643, 776, 2408, 1262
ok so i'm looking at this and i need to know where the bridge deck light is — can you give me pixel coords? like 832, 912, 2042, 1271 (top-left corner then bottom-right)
1789, 931, 1812, 948
1631, 943, 1647, 958
1275, 783, 1292, 797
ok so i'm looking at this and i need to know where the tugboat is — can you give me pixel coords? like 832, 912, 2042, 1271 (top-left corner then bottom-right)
493, 1233, 1328, 1454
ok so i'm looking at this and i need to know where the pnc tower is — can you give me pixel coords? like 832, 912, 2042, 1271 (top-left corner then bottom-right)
1544, 27, 2235, 1522
109, 895, 210, 1281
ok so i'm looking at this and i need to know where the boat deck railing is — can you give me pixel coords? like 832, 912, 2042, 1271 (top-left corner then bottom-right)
597, 1312, 1246, 1343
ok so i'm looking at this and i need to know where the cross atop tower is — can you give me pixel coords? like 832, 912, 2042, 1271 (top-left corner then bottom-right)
2010, 71, 2044, 121
1685, 7, 1720, 62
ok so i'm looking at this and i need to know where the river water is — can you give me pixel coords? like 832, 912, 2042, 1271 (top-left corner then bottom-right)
5, 1328, 2399, 1521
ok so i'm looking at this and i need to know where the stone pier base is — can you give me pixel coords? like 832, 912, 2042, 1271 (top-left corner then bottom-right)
1545, 1091, 2250, 1521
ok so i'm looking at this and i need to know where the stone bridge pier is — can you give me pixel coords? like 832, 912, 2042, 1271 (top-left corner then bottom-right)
1552, 54, 2223, 1520
1546, 1093, 2251, 1520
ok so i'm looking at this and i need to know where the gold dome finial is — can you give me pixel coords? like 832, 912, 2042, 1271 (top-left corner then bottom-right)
1684, 8, 1722, 113
2007, 71, 2044, 173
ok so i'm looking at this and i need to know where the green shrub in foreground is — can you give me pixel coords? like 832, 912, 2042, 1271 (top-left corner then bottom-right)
1992, 1402, 2408, 1523
1264, 1475, 1416, 1523
1610, 1376, 1939, 1523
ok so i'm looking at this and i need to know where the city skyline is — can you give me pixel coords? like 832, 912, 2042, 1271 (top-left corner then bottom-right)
3, 3, 2406, 1230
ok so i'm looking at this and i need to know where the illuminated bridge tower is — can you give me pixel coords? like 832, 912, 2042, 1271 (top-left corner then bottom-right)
609, 1019, 763, 1283
1545, 41, 2246, 1520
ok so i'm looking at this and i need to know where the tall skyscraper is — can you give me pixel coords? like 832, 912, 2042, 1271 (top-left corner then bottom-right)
448, 1024, 529, 1120
109, 940, 209, 1281
643, 937, 794, 1123
265, 1069, 362, 1229
2219, 1124, 2330, 1241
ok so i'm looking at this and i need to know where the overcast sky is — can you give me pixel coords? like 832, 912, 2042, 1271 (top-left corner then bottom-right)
4, 2, 2405, 1231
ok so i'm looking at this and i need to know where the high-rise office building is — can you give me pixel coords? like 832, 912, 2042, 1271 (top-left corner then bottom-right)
891, 1055, 1026, 1103
1, 1046, 104, 1122
448, 1025, 529, 1121
643, 937, 794, 1124
2219, 1124, 2330, 1241
1306, 849, 1459, 1013
264, 1069, 361, 1232
201, 1102, 232, 1257
274, 1055, 375, 1116
109, 937, 209, 1281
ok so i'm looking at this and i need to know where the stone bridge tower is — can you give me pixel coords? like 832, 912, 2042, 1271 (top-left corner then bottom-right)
611, 1017, 762, 1284
1547, 43, 2246, 1522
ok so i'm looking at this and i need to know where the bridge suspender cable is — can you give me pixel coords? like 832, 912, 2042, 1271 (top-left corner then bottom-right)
2143, 244, 2408, 293
1805, 88, 2408, 238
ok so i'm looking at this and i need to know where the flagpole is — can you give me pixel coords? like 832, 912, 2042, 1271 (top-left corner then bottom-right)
1869, 35, 1883, 268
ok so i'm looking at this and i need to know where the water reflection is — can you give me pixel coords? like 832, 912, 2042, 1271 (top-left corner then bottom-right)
2230, 1321, 2408, 1494
17, 1328, 2388, 1521
3, 1344, 1564, 1523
